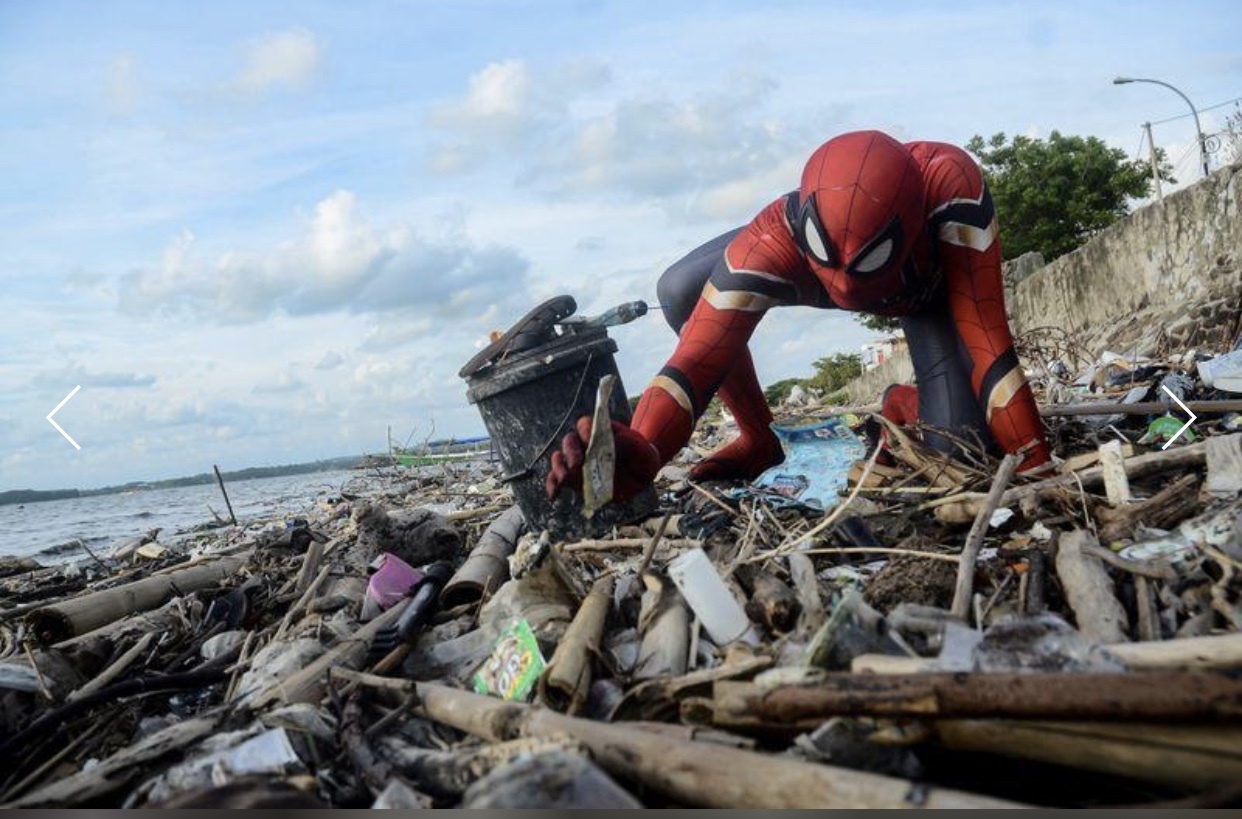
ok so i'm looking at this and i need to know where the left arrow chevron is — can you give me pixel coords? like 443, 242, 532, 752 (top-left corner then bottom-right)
47, 385, 82, 450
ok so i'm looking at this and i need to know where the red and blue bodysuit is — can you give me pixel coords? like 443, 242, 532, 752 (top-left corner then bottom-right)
549, 130, 1050, 502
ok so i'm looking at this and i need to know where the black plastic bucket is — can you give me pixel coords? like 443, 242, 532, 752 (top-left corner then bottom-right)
464, 326, 658, 540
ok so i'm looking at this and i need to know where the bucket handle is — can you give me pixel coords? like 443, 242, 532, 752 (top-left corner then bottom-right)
499, 351, 596, 484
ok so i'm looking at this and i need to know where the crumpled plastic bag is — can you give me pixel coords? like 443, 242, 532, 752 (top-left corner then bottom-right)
754, 418, 865, 508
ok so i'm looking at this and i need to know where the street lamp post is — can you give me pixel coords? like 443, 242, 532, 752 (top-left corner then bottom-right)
1113, 76, 1210, 178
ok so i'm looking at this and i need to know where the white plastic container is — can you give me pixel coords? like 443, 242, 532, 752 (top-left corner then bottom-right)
1198, 349, 1242, 393
667, 548, 758, 646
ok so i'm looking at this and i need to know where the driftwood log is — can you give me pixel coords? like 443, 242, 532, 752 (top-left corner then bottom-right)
851, 632, 1242, 673
706, 671, 1242, 732
1055, 531, 1130, 643
1095, 473, 1201, 543
334, 670, 1025, 809
929, 441, 1212, 520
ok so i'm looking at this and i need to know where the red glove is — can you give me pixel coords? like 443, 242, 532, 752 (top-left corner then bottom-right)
545, 417, 662, 502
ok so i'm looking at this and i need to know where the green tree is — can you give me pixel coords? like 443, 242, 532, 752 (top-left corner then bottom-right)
857, 312, 901, 334
965, 131, 1173, 261
805, 352, 863, 397
763, 377, 802, 406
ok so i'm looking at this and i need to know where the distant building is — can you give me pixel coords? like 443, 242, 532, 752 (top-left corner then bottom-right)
861, 335, 907, 371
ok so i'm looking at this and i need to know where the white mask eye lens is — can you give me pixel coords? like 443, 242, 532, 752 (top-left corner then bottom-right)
803, 216, 832, 265
853, 238, 893, 274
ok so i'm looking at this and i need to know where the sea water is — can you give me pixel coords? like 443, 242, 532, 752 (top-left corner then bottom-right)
0, 469, 366, 563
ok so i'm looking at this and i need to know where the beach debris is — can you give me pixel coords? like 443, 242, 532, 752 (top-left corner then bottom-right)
3, 311, 1242, 809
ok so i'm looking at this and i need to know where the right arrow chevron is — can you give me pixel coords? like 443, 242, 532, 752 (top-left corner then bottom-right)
1160, 384, 1197, 450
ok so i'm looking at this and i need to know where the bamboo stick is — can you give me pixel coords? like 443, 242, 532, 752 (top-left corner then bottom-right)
25, 552, 251, 645
851, 632, 1242, 674
441, 505, 525, 609
561, 537, 703, 552
66, 632, 155, 702
951, 453, 1022, 621
538, 574, 613, 715
330, 671, 1026, 809
935, 719, 1242, 789
293, 538, 325, 595
247, 598, 411, 708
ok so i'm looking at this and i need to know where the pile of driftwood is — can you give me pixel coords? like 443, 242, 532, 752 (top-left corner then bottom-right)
2, 345, 1242, 808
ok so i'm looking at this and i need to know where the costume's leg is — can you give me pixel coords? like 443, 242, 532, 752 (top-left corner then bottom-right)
692, 347, 784, 480
899, 308, 991, 456
656, 228, 743, 330
655, 229, 783, 481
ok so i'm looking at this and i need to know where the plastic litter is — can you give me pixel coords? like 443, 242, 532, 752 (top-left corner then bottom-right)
1197, 348, 1242, 392
472, 618, 547, 701
1138, 415, 1196, 446
667, 548, 758, 646
754, 417, 865, 507
361, 552, 424, 621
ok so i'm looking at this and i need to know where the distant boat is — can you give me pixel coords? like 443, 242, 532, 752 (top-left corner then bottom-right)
391, 436, 493, 467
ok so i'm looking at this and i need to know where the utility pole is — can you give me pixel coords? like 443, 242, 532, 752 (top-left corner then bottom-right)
1143, 122, 1162, 203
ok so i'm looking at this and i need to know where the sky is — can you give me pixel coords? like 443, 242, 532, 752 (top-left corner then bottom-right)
2, 0, 1240, 491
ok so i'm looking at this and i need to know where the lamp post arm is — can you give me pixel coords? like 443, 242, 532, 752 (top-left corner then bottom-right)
1122, 76, 1209, 178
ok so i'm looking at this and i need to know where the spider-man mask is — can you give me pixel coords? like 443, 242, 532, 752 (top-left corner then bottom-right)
788, 130, 926, 311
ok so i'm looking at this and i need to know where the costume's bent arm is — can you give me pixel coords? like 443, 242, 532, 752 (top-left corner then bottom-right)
631, 240, 795, 465
925, 147, 1051, 467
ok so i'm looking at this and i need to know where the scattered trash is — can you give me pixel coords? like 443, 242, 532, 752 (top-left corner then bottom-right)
667, 548, 758, 647
3, 304, 1242, 809
361, 552, 423, 619
755, 418, 865, 507
1198, 348, 1242, 392
1138, 414, 1196, 445
472, 618, 547, 702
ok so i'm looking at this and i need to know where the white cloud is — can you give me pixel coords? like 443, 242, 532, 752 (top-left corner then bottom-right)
31, 363, 157, 390
117, 190, 532, 323
236, 27, 323, 95
455, 59, 531, 120
429, 62, 829, 222
314, 350, 344, 370
252, 371, 306, 395
428, 57, 612, 173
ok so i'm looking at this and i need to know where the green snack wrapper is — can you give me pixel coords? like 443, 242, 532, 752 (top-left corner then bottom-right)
472, 618, 546, 701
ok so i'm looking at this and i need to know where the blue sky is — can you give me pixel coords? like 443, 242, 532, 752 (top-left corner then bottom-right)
2, 0, 1239, 490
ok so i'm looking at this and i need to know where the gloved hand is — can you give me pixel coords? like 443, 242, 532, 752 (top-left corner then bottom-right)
545, 417, 661, 502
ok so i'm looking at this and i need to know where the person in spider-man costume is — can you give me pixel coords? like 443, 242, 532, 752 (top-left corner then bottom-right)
547, 130, 1051, 502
